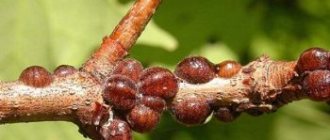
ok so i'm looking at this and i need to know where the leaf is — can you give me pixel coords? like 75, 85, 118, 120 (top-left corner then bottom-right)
138, 21, 178, 51
273, 101, 330, 140
198, 43, 239, 63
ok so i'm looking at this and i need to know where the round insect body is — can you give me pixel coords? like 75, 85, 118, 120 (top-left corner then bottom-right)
126, 104, 160, 133
303, 70, 330, 101
175, 56, 215, 84
100, 119, 132, 140
19, 66, 52, 88
112, 58, 143, 82
102, 75, 137, 110
139, 95, 166, 113
216, 60, 241, 78
53, 65, 77, 77
139, 67, 178, 99
297, 48, 329, 74
213, 107, 240, 122
170, 94, 212, 125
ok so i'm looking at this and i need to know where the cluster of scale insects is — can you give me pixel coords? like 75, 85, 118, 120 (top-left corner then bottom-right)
16, 48, 330, 140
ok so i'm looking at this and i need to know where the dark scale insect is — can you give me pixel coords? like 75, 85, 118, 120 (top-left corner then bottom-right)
102, 75, 137, 111
170, 94, 212, 125
296, 48, 329, 74
175, 56, 216, 84
53, 65, 77, 77
213, 107, 240, 122
19, 66, 53, 88
126, 104, 161, 133
112, 58, 144, 82
138, 95, 166, 113
303, 70, 330, 101
139, 67, 178, 99
100, 119, 132, 140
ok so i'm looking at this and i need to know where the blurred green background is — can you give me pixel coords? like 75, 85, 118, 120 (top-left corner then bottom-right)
1, 0, 330, 139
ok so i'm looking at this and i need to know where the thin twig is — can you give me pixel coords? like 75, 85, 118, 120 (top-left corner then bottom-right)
82, 0, 162, 81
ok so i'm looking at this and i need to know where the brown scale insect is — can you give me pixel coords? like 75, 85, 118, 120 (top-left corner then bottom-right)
102, 75, 137, 111
216, 60, 241, 78
138, 95, 166, 113
19, 66, 52, 88
126, 104, 160, 133
213, 107, 240, 122
175, 56, 216, 84
112, 58, 143, 82
100, 119, 132, 140
303, 70, 330, 101
296, 47, 329, 74
139, 67, 178, 99
170, 94, 212, 125
53, 65, 77, 77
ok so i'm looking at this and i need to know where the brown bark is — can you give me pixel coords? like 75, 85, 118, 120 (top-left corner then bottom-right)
82, 0, 162, 82
0, 72, 102, 124
0, 57, 302, 124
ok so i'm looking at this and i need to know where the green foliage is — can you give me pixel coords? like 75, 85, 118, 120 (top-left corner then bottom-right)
1, 0, 330, 139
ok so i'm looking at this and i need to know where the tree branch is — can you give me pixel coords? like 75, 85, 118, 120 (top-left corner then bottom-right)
0, 0, 329, 140
174, 58, 300, 112
0, 57, 302, 125
82, 0, 162, 82
0, 72, 102, 124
